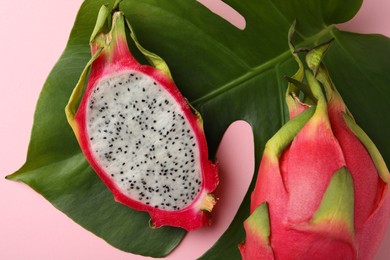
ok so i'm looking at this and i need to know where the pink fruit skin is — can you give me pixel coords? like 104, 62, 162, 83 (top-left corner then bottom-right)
247, 111, 357, 259
327, 95, 389, 259
241, 78, 389, 259
72, 14, 218, 231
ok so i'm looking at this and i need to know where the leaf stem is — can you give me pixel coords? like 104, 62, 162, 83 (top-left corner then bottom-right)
192, 25, 335, 106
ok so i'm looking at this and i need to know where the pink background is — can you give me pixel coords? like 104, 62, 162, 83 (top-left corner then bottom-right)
1, 0, 389, 259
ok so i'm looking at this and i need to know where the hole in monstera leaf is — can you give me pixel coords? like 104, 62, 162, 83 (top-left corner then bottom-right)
168, 121, 254, 259
197, 0, 246, 30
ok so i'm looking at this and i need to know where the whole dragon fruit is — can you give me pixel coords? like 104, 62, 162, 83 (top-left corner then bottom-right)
239, 25, 390, 259
65, 5, 218, 231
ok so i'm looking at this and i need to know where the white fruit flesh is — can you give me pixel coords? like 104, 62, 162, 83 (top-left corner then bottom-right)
86, 71, 202, 211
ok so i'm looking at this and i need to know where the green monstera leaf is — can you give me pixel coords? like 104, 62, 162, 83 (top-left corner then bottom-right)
7, 0, 390, 258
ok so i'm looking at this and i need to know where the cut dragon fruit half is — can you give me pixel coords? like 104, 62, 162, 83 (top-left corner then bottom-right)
65, 6, 218, 231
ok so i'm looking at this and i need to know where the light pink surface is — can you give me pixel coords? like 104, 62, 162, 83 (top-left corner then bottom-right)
0, 0, 389, 259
